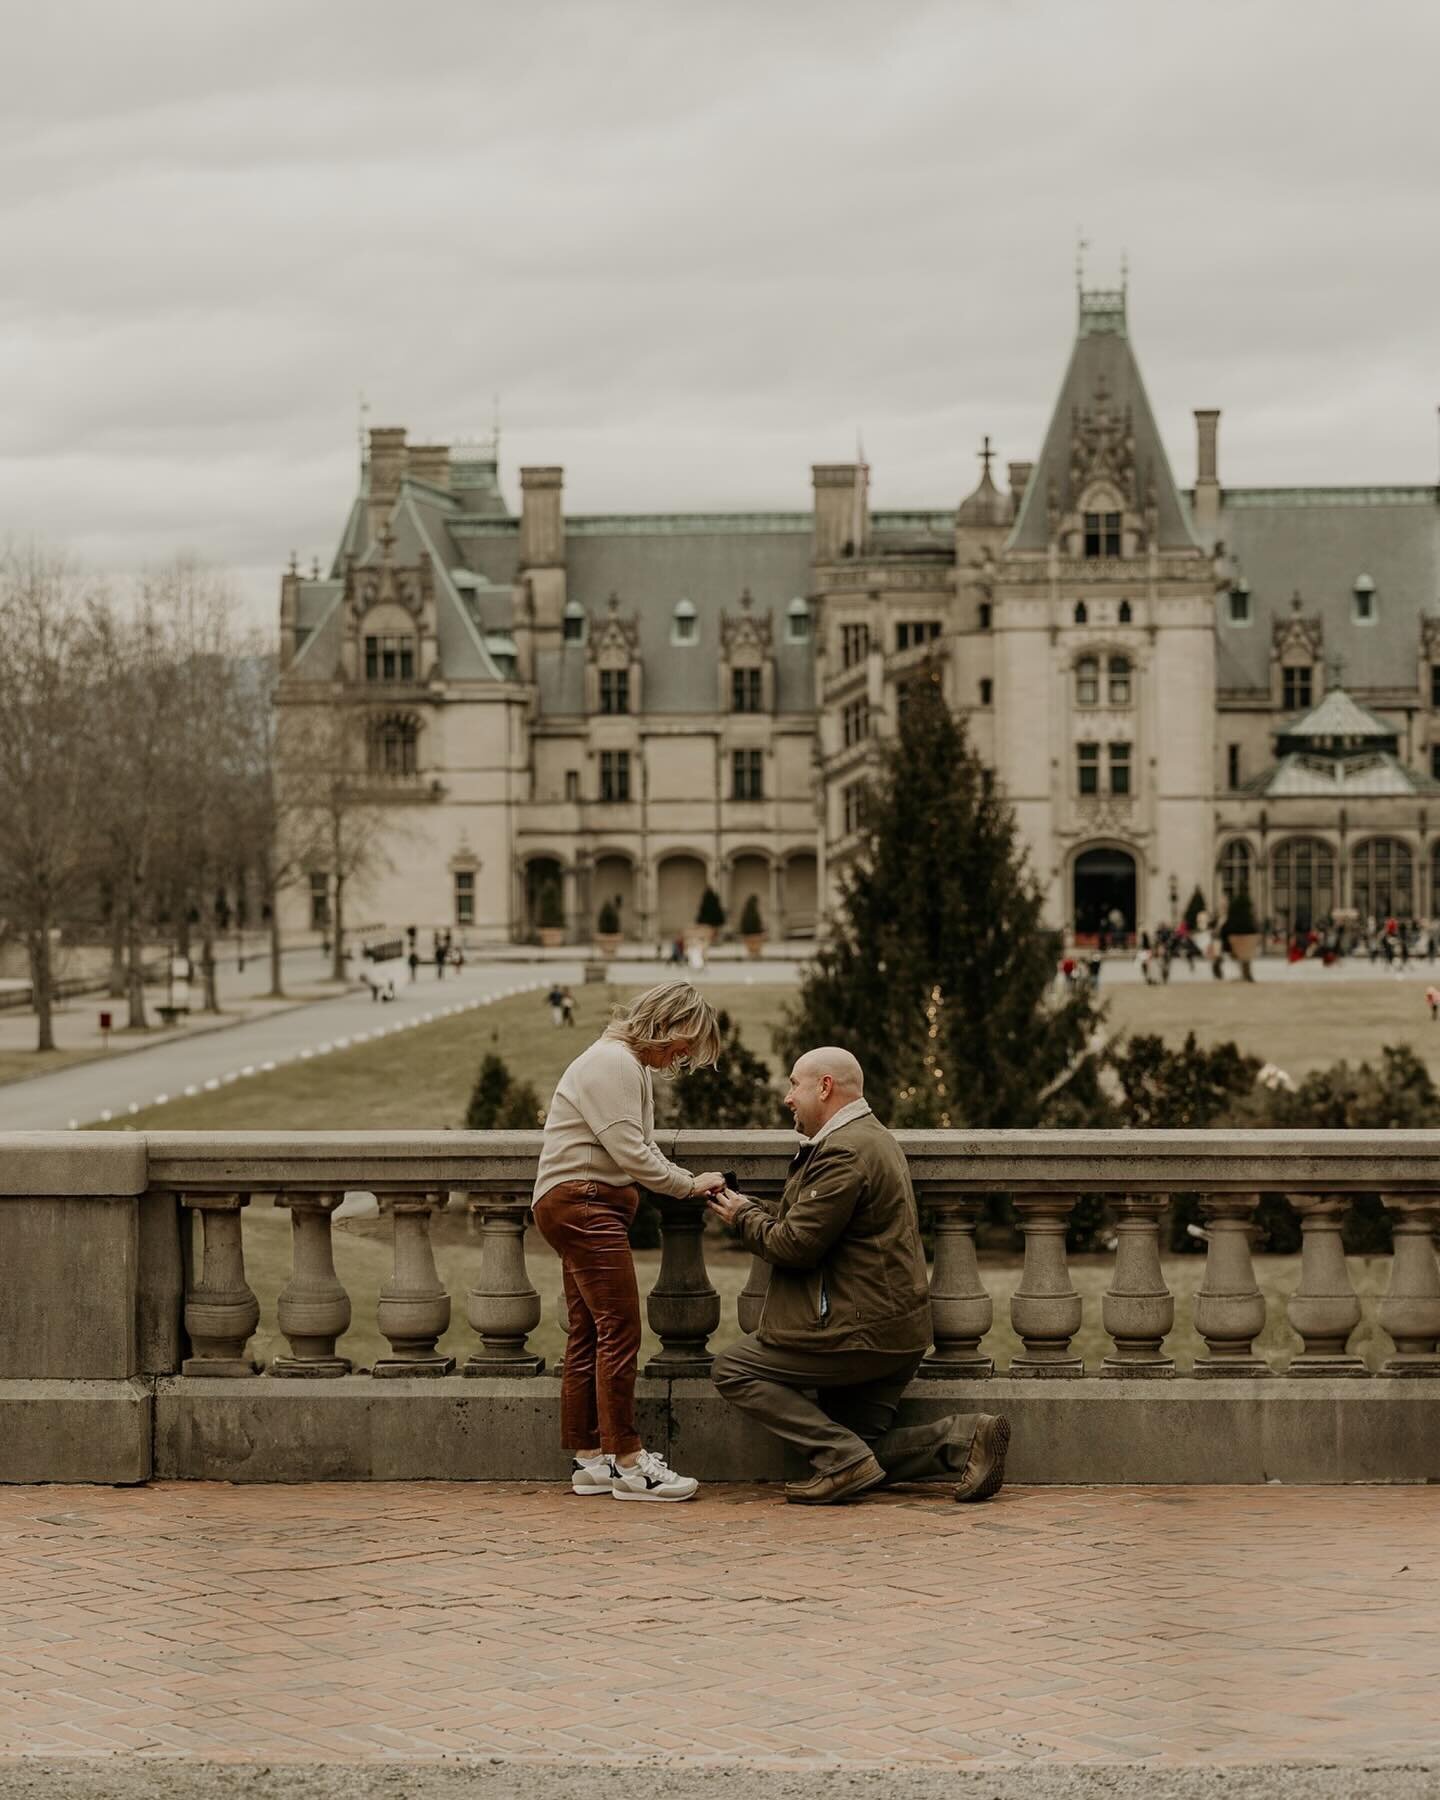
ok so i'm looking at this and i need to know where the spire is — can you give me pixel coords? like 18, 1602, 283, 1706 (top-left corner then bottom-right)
958, 436, 1010, 528
1008, 279, 1195, 552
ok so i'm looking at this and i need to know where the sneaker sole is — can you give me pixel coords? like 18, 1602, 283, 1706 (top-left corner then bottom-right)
611, 1486, 699, 1502
955, 1416, 1010, 1503
571, 1484, 616, 1497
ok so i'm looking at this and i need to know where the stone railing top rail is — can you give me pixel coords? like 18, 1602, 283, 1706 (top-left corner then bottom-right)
4, 1129, 1440, 1198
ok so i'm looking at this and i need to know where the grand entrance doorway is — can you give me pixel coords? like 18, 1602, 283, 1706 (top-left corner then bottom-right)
1073, 847, 1137, 942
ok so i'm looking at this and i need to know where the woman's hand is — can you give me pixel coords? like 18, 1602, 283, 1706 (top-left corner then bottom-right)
689, 1170, 727, 1197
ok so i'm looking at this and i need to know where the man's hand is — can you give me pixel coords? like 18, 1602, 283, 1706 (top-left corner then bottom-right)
689, 1170, 727, 1197
706, 1186, 752, 1227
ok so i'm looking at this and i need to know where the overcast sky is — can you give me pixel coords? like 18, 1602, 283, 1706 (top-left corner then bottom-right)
4, 0, 1439, 628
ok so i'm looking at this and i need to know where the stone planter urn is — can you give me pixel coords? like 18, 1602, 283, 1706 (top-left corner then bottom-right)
537, 926, 564, 949
1229, 933, 1260, 966
594, 932, 622, 957
743, 933, 766, 959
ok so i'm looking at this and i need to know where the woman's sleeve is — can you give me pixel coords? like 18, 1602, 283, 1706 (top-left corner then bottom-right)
570, 1049, 695, 1198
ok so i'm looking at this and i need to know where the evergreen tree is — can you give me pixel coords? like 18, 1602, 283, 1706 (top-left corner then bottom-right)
464, 1051, 544, 1130
779, 662, 1105, 1125
1183, 885, 1207, 930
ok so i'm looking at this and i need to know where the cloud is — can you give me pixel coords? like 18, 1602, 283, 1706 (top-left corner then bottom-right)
3, 0, 1438, 628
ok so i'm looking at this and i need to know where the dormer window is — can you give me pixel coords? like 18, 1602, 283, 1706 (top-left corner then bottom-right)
786, 597, 811, 643
562, 601, 586, 644
1083, 512, 1121, 558
364, 634, 415, 681
1283, 666, 1313, 711
672, 599, 698, 645
731, 667, 763, 713
1228, 580, 1251, 625
599, 669, 629, 715
1353, 574, 1377, 624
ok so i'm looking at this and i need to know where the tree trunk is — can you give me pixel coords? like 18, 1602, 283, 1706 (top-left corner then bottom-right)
108, 908, 126, 999
29, 924, 55, 1053
331, 872, 346, 983
201, 926, 219, 1012
126, 905, 149, 1031
267, 887, 285, 999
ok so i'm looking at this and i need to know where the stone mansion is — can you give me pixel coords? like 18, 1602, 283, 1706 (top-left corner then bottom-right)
277, 285, 1440, 947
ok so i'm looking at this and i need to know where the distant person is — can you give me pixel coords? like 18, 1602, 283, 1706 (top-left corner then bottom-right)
407, 947, 420, 986
1087, 950, 1102, 990
547, 983, 565, 1027
1427, 985, 1440, 1023
560, 986, 576, 1027
532, 981, 725, 1502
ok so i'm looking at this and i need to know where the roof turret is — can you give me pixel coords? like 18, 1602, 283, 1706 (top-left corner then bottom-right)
957, 437, 1012, 528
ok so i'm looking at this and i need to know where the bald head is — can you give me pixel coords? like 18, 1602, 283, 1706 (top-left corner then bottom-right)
785, 1046, 865, 1138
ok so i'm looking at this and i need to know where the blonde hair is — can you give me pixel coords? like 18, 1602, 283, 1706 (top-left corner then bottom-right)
607, 980, 722, 1073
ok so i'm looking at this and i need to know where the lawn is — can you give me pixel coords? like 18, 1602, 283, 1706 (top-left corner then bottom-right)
233, 1200, 1396, 1373
1103, 974, 1440, 1082
100, 981, 796, 1132
0, 1047, 102, 1085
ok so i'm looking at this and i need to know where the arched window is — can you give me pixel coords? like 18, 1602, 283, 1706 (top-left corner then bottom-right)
1352, 838, 1413, 922
1217, 839, 1253, 906
672, 599, 698, 646
1073, 601, 1088, 626
1271, 837, 1335, 936
367, 714, 419, 778
1075, 656, 1099, 707
1118, 599, 1133, 625
1107, 655, 1131, 706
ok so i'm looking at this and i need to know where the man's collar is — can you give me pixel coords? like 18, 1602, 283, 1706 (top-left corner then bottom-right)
801, 1097, 873, 1150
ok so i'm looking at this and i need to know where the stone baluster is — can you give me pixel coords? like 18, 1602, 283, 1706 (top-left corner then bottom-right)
374, 1193, 454, 1376
1378, 1195, 1440, 1375
1192, 1193, 1273, 1377
1101, 1194, 1174, 1377
644, 1191, 721, 1377
735, 1178, 782, 1335
464, 1194, 545, 1375
919, 1188, 993, 1378
1009, 1193, 1084, 1377
270, 1192, 352, 1376
1285, 1194, 1368, 1377
181, 1193, 259, 1376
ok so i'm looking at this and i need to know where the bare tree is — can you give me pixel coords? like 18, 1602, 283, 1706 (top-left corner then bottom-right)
0, 548, 104, 1051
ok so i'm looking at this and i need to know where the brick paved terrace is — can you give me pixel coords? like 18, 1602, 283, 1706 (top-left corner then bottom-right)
1, 1479, 1438, 1789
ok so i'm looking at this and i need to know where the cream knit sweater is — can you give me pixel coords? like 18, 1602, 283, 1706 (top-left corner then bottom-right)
532, 1033, 695, 1203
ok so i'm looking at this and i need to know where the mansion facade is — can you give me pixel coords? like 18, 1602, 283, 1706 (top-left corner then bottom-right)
277, 285, 1440, 947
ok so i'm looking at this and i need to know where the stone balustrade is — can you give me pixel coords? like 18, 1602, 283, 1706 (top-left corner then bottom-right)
2, 1128, 1440, 1484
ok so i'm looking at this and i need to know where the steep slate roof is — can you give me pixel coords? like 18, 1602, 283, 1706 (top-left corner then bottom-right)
1281, 688, 1397, 742
1008, 289, 1196, 554
1251, 752, 1438, 798
1208, 488, 1439, 692
555, 520, 815, 716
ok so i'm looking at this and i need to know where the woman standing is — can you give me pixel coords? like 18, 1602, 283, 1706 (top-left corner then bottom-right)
532, 980, 724, 1501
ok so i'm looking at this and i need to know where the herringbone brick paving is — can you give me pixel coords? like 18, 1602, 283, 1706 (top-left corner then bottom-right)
1, 1482, 1436, 1768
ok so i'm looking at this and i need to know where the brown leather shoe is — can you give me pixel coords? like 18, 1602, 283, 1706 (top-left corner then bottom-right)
953, 1415, 1010, 1503
785, 1452, 886, 1506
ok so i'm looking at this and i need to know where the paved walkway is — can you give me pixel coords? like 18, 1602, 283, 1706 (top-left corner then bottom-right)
1, 1482, 1436, 1772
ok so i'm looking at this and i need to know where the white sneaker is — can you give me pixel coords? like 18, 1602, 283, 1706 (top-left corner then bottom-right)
570, 1456, 616, 1497
610, 1449, 699, 1502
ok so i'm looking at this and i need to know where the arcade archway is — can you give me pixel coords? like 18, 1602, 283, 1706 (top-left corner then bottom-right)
1073, 846, 1137, 940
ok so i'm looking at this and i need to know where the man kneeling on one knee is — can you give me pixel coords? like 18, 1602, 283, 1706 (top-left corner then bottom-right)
708, 1048, 1009, 1507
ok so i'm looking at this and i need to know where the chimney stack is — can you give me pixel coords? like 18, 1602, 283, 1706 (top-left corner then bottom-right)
812, 463, 868, 563
1193, 410, 1221, 534
408, 443, 451, 490
367, 426, 408, 540
519, 467, 565, 568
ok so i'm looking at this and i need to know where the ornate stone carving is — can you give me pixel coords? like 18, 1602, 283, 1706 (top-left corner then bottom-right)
1073, 795, 1136, 836
1069, 378, 1137, 507
346, 545, 434, 622
720, 588, 774, 655
1271, 591, 1323, 662
586, 592, 639, 664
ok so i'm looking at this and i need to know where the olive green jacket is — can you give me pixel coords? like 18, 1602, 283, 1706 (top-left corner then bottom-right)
735, 1110, 931, 1354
